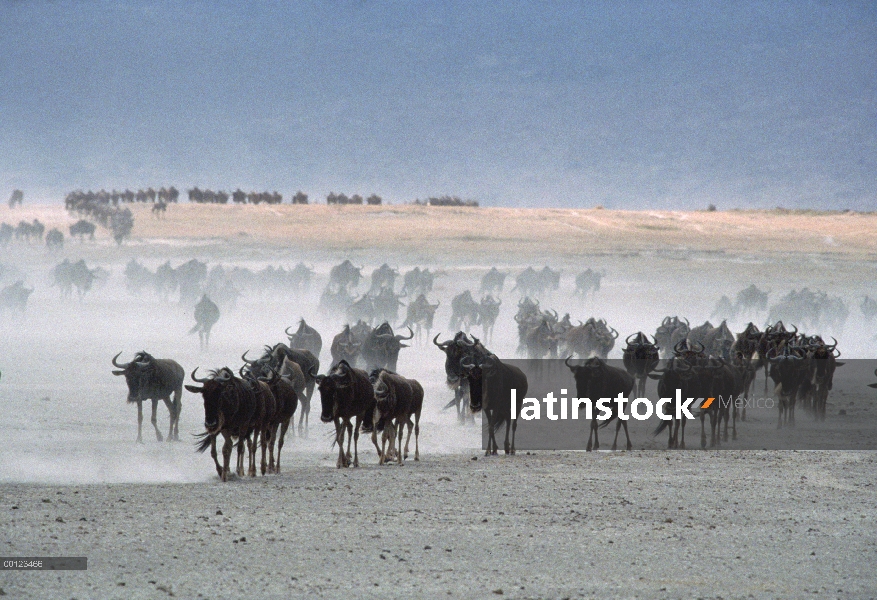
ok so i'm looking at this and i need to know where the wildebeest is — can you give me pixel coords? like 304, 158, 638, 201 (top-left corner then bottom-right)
565, 356, 634, 451
401, 267, 440, 297
433, 332, 485, 424
654, 316, 690, 359
112, 351, 184, 443
328, 259, 363, 291
622, 332, 660, 397
372, 287, 405, 324
8, 189, 23, 208
401, 294, 440, 344
188, 368, 262, 481
45, 228, 64, 250
449, 290, 481, 332
346, 294, 375, 325
0, 223, 13, 247
314, 360, 375, 468
361, 322, 413, 372
460, 352, 528, 455
0, 281, 33, 313
190, 294, 220, 350
574, 269, 604, 298
480, 267, 507, 295
478, 295, 501, 344
331, 323, 365, 367
368, 263, 398, 294
559, 317, 618, 359
370, 369, 424, 464
286, 318, 323, 358
245, 344, 319, 437
688, 320, 735, 359
52, 259, 96, 299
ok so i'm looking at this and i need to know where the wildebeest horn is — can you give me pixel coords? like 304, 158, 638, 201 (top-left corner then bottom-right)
564, 355, 577, 369
285, 325, 295, 337
397, 326, 414, 341
609, 327, 619, 339
191, 367, 209, 383
432, 332, 451, 350
111, 352, 130, 369
694, 341, 705, 352
460, 355, 476, 369
625, 333, 638, 345
682, 317, 689, 327
662, 316, 671, 325
241, 350, 256, 364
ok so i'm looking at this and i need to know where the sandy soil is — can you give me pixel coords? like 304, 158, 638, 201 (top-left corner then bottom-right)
1, 202, 877, 598
1, 451, 876, 599
3, 203, 877, 260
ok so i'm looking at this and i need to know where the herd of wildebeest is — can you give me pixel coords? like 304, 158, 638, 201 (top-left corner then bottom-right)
46, 259, 866, 482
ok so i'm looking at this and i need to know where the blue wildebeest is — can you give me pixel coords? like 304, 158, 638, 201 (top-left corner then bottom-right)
112, 351, 184, 442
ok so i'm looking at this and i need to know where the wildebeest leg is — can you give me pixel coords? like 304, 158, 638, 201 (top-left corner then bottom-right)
210, 436, 222, 478
586, 421, 595, 452
276, 419, 290, 474
161, 397, 174, 442
236, 437, 246, 476
221, 434, 233, 482
679, 419, 686, 449
622, 420, 632, 450
172, 388, 182, 441
334, 419, 346, 468
267, 423, 279, 473
247, 430, 258, 476
397, 421, 406, 464
259, 427, 269, 475
151, 399, 164, 442
372, 425, 384, 465
351, 417, 360, 467
136, 401, 144, 443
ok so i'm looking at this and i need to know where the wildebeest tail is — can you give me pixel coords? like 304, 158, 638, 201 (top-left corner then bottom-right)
194, 431, 214, 453
598, 414, 618, 429
442, 397, 457, 410
188, 323, 201, 335
652, 420, 669, 436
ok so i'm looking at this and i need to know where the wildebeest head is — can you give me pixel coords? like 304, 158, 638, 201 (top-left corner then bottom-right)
371, 369, 395, 432
185, 367, 234, 433
314, 360, 355, 423
434, 331, 484, 386
111, 351, 157, 403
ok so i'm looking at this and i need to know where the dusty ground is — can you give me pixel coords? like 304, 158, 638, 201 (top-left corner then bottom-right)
1, 451, 876, 599
1, 203, 877, 598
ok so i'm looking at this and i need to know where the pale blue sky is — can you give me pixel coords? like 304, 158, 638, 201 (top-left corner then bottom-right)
1, 1, 874, 208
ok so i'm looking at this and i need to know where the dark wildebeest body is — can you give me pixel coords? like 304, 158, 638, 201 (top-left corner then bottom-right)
622, 332, 660, 397
649, 343, 711, 449
565, 356, 634, 451
286, 319, 323, 358
361, 322, 413, 372
654, 316, 690, 359
314, 361, 376, 468
238, 369, 280, 476
574, 269, 604, 298
370, 369, 423, 464
401, 294, 440, 344
461, 353, 527, 455
480, 267, 507, 295
188, 368, 262, 481
449, 290, 481, 332
112, 351, 184, 443
369, 263, 398, 294
478, 295, 501, 344
0, 281, 33, 313
190, 294, 220, 350
331, 324, 364, 367
434, 332, 486, 424
250, 344, 318, 437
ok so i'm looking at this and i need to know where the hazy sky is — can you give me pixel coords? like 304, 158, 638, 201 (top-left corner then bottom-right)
1, 1, 874, 209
